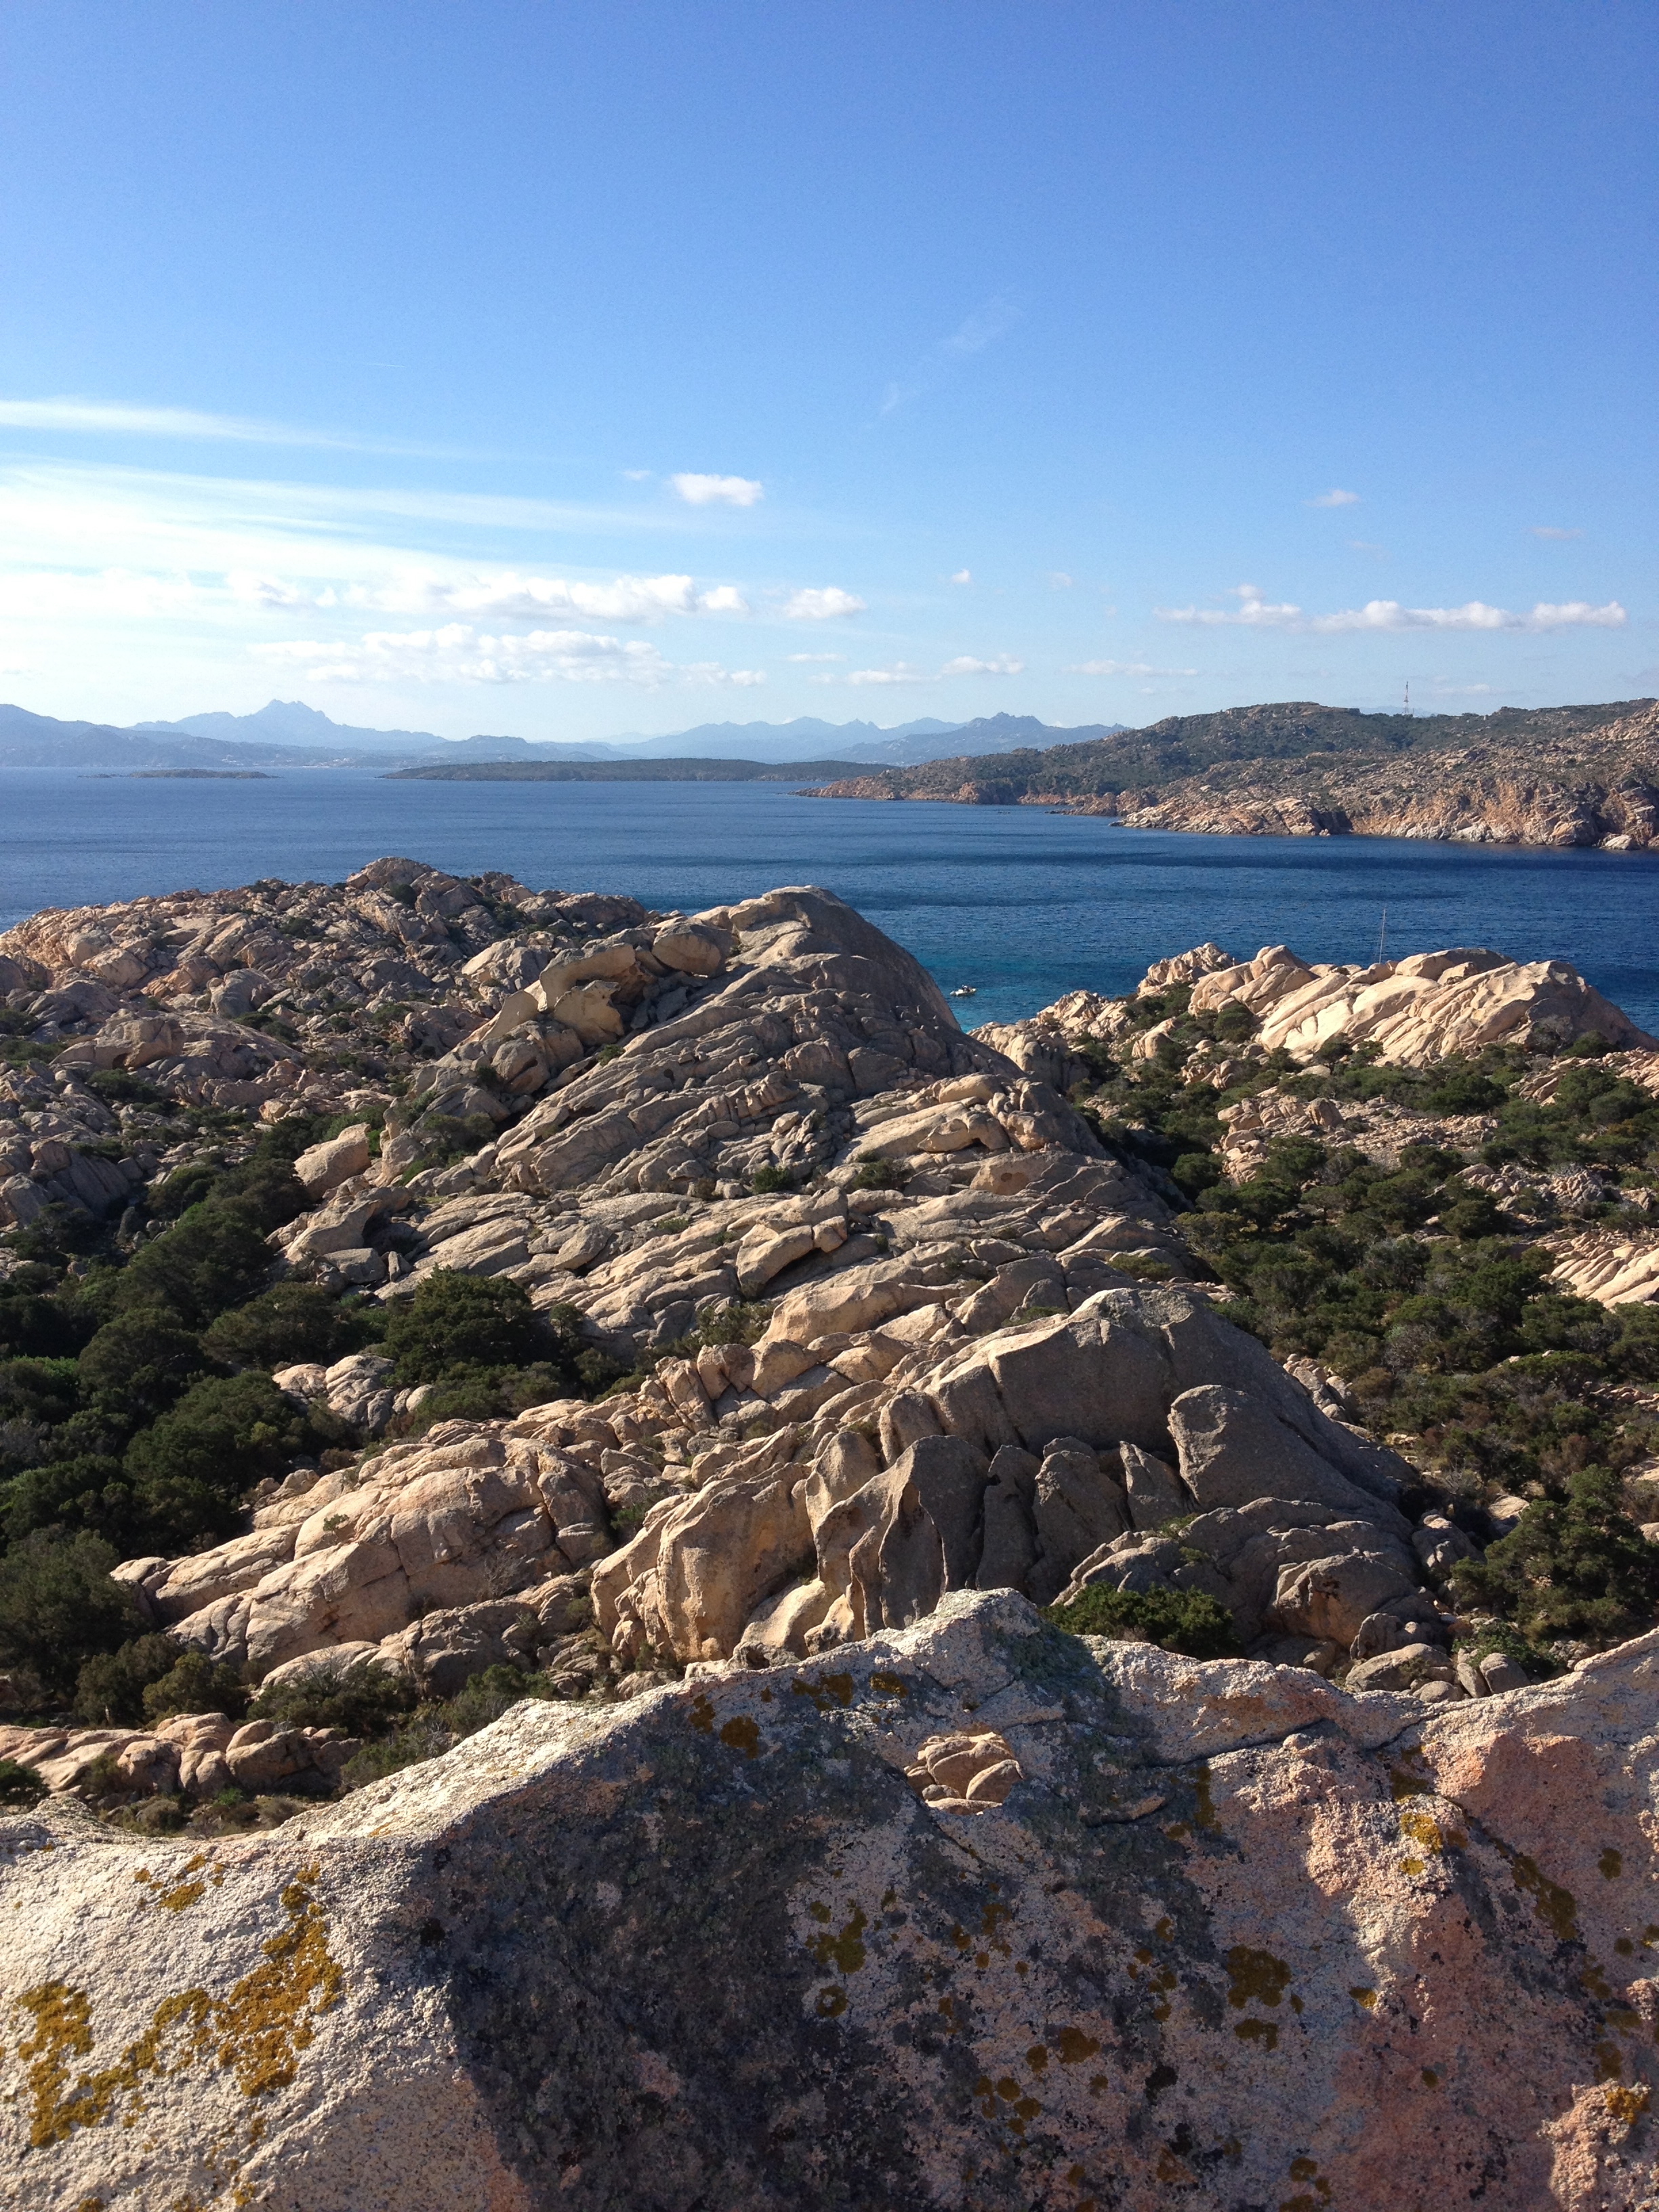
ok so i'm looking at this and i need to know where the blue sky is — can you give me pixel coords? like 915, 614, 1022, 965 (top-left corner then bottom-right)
0, 1, 1652, 739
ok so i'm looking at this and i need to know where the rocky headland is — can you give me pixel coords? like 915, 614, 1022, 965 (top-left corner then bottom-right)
3, 866, 1659, 2206
803, 696, 1659, 853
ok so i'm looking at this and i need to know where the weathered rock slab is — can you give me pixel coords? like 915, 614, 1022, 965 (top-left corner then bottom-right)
5, 1593, 1658, 2211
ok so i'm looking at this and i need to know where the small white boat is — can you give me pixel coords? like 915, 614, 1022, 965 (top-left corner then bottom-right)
948, 985, 978, 998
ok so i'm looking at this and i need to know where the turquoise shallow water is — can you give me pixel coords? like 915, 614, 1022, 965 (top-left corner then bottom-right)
2, 769, 1656, 1033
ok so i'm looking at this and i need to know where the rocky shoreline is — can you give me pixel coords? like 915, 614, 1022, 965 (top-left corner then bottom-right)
803, 697, 1659, 854
3, 867, 1659, 2205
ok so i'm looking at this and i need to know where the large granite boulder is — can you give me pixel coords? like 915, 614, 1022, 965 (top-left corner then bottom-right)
5, 1593, 1656, 2211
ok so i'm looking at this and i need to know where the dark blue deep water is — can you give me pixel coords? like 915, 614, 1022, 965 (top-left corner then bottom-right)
3, 769, 1656, 1033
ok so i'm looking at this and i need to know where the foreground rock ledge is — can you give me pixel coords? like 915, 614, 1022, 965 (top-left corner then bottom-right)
5, 1595, 1659, 2211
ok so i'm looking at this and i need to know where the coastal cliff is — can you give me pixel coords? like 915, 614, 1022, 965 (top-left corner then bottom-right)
804, 697, 1659, 853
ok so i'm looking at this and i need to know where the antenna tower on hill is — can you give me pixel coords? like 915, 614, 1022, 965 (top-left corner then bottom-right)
1404, 680, 1412, 716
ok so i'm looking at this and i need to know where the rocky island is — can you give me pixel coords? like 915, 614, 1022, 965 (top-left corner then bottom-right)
2, 864, 1659, 2207
804, 697, 1659, 852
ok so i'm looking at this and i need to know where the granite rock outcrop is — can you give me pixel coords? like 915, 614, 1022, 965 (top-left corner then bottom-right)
5, 1593, 1659, 2211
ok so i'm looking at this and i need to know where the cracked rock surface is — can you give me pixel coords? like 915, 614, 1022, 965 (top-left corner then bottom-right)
5, 1592, 1659, 2210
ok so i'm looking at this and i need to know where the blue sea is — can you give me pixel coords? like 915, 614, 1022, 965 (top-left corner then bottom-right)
2, 769, 1656, 1033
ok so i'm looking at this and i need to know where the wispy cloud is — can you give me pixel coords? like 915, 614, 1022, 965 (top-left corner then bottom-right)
251, 626, 763, 688
1048, 571, 1073, 589
940, 653, 1023, 676
0, 394, 466, 458
670, 472, 764, 508
365, 571, 750, 622
846, 652, 1023, 687
950, 569, 972, 585
1156, 583, 1626, 633
786, 651, 846, 663
1347, 539, 1388, 558
783, 586, 865, 620
880, 295, 1021, 417
1530, 525, 1584, 540
1067, 659, 1197, 677
1307, 488, 1360, 508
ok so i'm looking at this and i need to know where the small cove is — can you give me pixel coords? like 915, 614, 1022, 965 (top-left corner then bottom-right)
2, 769, 1656, 1032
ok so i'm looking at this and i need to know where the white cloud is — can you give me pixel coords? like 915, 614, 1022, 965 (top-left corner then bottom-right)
1531, 525, 1583, 540
847, 663, 926, 687
365, 571, 749, 622
252, 625, 678, 687
0, 394, 461, 457
670, 472, 764, 508
1307, 488, 1360, 508
940, 653, 1024, 677
783, 586, 866, 620
950, 569, 972, 586
1067, 659, 1197, 677
1048, 571, 1073, 589
845, 652, 1022, 687
1347, 539, 1388, 557
787, 651, 846, 663
681, 663, 766, 687
622, 468, 653, 481
1156, 584, 1626, 633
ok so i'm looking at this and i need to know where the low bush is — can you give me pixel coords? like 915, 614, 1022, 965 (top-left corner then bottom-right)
1452, 1467, 1659, 1648
202, 1282, 380, 1370
382, 1271, 551, 1384
1043, 1584, 1242, 1659
250, 1660, 415, 1738
73, 1633, 183, 1725
142, 1647, 248, 1722
0, 1530, 141, 1696
0, 1758, 47, 1808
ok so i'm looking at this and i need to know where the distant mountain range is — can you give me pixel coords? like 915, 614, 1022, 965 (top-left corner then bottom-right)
0, 700, 1128, 774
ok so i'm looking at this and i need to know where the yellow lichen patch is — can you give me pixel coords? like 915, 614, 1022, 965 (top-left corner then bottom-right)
1280, 2154, 1332, 2208
1191, 1766, 1221, 1833
815, 1986, 846, 2018
1225, 1947, 1290, 2011
1606, 2083, 1650, 2125
157, 1881, 206, 1914
717, 1715, 760, 1758
1595, 2040, 1624, 2081
1601, 1848, 1624, 1880
1055, 2027, 1101, 2065
211, 1870, 344, 2097
790, 1671, 853, 1712
13, 1982, 215, 2150
686, 1696, 715, 1735
869, 1673, 907, 1698
1389, 1756, 1431, 1801
806, 1906, 867, 1975
1234, 2018, 1278, 2052
1512, 1853, 1579, 1944
1349, 1986, 1378, 2010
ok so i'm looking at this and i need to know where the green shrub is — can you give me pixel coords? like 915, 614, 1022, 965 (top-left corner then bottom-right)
141, 1647, 248, 1723
0, 1454, 138, 1550
250, 1659, 415, 1738
77, 1307, 207, 1425
849, 1153, 905, 1190
124, 1372, 311, 1547
0, 1530, 141, 1695
202, 1282, 380, 1370
110, 1206, 276, 1329
0, 1758, 47, 1808
73, 1633, 183, 1724
1452, 1467, 1659, 1647
381, 1271, 552, 1385
1044, 1584, 1242, 1659
0, 1274, 91, 1361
